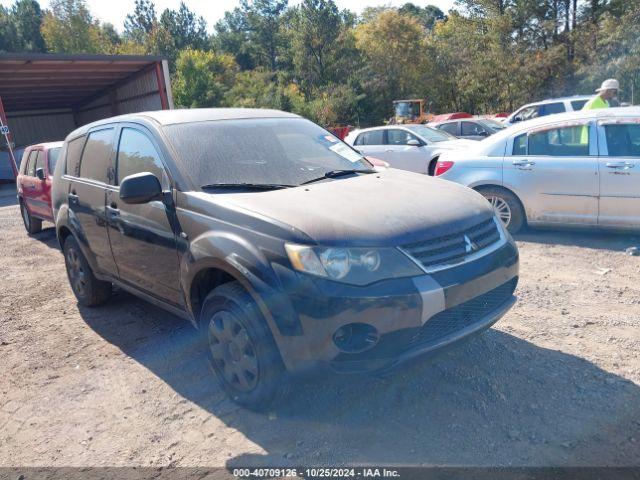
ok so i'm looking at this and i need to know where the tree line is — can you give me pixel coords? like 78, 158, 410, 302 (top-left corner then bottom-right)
0, 0, 638, 126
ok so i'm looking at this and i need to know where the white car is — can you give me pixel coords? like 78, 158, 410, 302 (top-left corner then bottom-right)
345, 125, 475, 175
436, 107, 640, 233
504, 95, 592, 126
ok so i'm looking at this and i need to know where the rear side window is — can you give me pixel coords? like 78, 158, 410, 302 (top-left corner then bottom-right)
571, 100, 588, 111
356, 130, 384, 146
65, 136, 86, 176
514, 105, 540, 122
528, 125, 589, 156
387, 129, 419, 145
35, 150, 45, 174
19, 150, 29, 174
79, 128, 115, 183
48, 148, 61, 174
604, 123, 640, 157
541, 103, 565, 115
116, 128, 168, 187
438, 123, 458, 135
461, 121, 486, 136
24, 150, 37, 176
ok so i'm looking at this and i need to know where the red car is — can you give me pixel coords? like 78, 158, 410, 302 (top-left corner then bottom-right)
16, 141, 63, 234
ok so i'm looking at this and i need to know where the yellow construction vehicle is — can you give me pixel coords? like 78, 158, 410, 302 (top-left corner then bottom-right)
391, 99, 433, 124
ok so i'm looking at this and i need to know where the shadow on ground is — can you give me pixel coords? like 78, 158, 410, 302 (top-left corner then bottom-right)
79, 286, 640, 467
25, 225, 60, 250
514, 227, 640, 252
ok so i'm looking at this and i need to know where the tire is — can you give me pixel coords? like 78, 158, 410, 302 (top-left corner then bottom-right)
477, 187, 525, 234
63, 236, 112, 307
428, 156, 439, 176
20, 202, 42, 235
200, 281, 288, 410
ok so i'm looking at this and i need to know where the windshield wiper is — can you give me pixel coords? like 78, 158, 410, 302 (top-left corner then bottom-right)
300, 169, 375, 185
201, 183, 295, 190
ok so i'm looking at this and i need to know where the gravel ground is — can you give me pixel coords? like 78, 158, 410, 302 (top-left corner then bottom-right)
1, 190, 639, 467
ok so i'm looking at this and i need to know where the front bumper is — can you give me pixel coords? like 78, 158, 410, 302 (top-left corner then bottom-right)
273, 241, 519, 374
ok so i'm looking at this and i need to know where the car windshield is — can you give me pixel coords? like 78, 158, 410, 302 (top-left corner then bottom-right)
405, 124, 456, 142
394, 101, 420, 118
478, 119, 506, 131
164, 118, 373, 188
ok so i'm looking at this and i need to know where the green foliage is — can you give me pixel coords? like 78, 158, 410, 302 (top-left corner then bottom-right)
0, 0, 638, 126
287, 0, 358, 95
173, 49, 238, 108
41, 0, 113, 53
0, 6, 19, 53
12, 0, 46, 52
355, 10, 428, 122
124, 0, 156, 44
576, 4, 640, 104
398, 3, 445, 30
214, 0, 288, 71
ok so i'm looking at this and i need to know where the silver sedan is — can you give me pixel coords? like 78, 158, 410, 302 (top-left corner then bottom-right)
436, 107, 640, 233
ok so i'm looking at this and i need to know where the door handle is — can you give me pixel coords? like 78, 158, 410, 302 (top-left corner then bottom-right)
106, 205, 119, 217
513, 159, 535, 167
605, 162, 634, 169
384, 149, 394, 153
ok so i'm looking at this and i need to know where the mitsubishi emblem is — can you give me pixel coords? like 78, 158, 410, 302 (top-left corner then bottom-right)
464, 234, 478, 254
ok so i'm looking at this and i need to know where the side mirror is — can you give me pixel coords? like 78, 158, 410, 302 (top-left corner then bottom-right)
35, 168, 46, 181
407, 139, 421, 147
479, 131, 489, 137
119, 172, 162, 204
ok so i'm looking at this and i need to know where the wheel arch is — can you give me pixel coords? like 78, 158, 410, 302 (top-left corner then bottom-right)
472, 184, 528, 225
428, 155, 440, 176
57, 225, 72, 249
187, 262, 244, 328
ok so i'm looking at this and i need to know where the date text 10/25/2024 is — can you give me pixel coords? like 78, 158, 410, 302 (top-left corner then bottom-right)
232, 468, 401, 478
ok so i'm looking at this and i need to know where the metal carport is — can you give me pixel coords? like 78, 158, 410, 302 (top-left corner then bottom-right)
0, 53, 173, 180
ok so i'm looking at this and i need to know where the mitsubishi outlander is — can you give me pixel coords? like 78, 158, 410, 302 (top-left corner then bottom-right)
52, 109, 519, 409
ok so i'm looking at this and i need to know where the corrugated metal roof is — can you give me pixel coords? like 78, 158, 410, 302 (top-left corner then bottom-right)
0, 53, 165, 111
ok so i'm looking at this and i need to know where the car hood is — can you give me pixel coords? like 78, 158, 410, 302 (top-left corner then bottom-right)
211, 169, 495, 247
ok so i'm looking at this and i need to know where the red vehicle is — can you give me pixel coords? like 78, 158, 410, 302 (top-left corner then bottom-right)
16, 141, 63, 234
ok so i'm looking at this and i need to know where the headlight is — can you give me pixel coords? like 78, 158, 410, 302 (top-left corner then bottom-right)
285, 244, 423, 285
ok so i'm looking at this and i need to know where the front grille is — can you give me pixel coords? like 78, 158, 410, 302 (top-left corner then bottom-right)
401, 217, 501, 271
407, 278, 517, 349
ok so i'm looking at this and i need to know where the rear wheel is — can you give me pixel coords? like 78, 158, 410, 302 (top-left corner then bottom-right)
201, 282, 287, 410
477, 187, 524, 234
20, 202, 42, 234
63, 236, 111, 306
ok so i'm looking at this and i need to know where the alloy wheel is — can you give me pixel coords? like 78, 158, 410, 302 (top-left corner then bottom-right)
66, 248, 87, 297
486, 195, 512, 227
208, 310, 259, 392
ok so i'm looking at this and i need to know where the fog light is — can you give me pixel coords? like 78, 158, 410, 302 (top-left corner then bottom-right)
332, 323, 379, 353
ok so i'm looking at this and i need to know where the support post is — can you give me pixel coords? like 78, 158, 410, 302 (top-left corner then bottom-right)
0, 95, 19, 179
155, 62, 169, 110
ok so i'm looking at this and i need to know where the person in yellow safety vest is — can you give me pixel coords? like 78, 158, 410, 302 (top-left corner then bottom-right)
580, 78, 620, 143
582, 78, 619, 110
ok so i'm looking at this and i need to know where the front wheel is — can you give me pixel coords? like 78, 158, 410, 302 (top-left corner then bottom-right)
477, 187, 525, 234
20, 202, 42, 234
201, 282, 288, 410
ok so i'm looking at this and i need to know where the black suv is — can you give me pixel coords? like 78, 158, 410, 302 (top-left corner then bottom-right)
52, 109, 519, 409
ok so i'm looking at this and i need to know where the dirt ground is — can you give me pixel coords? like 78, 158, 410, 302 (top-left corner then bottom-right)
1, 188, 639, 468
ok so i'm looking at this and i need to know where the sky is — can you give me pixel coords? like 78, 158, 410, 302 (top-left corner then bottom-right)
1, 0, 457, 32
